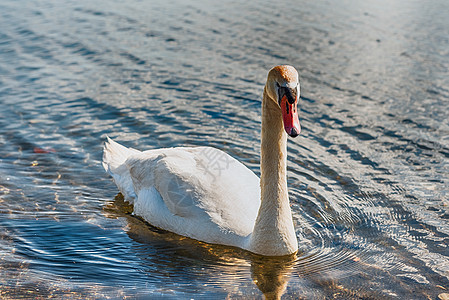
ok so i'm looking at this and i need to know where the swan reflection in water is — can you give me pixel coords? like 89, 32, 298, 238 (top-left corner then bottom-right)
104, 193, 296, 299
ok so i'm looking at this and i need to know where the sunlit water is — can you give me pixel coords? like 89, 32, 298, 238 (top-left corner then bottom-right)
1, 0, 448, 298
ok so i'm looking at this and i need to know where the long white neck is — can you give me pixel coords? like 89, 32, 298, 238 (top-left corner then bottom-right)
249, 87, 298, 256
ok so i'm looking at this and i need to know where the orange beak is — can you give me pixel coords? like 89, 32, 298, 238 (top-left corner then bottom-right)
279, 89, 300, 138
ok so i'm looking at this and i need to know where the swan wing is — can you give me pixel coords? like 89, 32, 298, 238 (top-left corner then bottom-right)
104, 140, 260, 245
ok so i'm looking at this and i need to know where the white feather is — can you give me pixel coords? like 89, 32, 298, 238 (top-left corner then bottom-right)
103, 141, 260, 247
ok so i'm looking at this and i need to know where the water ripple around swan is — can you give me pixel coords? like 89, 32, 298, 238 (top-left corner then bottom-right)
1, 0, 448, 298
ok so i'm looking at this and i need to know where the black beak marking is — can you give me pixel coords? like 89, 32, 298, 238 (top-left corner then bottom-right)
278, 86, 297, 105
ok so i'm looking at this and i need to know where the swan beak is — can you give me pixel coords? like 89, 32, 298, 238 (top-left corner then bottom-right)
279, 88, 301, 138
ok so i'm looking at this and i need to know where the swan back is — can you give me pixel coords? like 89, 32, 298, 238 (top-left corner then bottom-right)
103, 140, 261, 247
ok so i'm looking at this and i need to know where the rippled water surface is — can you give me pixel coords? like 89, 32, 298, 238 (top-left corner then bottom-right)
1, 0, 448, 298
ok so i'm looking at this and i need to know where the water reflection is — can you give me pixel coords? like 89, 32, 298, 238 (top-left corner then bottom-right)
106, 193, 296, 299
251, 255, 295, 300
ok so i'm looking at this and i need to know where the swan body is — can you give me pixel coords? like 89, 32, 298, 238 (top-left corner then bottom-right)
103, 65, 301, 256
103, 142, 261, 247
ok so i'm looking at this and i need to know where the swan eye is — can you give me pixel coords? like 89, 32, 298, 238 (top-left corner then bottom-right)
275, 82, 281, 105
275, 82, 281, 94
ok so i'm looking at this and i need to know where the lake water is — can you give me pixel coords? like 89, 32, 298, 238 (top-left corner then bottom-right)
1, 0, 448, 298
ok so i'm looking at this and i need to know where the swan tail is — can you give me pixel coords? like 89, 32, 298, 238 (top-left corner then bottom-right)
103, 136, 141, 203
102, 136, 140, 173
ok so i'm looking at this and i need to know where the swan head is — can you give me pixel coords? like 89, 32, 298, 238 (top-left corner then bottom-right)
266, 65, 301, 138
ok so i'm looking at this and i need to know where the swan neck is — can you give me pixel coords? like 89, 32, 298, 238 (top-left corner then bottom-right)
249, 87, 298, 256
260, 90, 288, 197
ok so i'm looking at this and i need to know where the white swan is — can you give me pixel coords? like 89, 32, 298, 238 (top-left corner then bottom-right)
103, 65, 301, 256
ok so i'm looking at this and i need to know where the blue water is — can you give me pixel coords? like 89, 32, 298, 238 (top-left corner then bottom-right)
1, 0, 448, 298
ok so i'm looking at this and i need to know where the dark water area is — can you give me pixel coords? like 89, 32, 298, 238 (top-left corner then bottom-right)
1, 0, 448, 298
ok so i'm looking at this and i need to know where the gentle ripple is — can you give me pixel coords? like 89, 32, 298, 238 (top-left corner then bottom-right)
0, 0, 448, 298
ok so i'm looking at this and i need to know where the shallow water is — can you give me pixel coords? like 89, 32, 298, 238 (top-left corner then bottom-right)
1, 0, 448, 298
